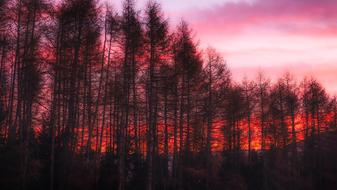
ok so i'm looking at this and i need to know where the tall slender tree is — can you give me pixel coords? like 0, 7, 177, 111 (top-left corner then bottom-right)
144, 2, 169, 189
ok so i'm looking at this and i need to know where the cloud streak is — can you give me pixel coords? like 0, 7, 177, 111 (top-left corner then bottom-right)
187, 0, 337, 36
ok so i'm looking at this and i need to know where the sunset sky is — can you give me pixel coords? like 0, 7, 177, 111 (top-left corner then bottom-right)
113, 0, 337, 94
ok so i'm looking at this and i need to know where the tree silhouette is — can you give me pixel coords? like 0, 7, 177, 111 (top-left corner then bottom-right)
0, 1, 336, 190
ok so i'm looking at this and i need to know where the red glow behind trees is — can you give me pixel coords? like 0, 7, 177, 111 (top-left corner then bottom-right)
0, 0, 336, 190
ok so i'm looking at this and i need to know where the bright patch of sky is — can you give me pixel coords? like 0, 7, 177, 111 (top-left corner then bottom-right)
109, 0, 253, 12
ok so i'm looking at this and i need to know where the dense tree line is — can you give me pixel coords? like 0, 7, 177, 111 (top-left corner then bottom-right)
0, 0, 336, 190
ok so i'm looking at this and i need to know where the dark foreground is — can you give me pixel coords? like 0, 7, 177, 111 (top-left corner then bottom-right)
0, 130, 336, 190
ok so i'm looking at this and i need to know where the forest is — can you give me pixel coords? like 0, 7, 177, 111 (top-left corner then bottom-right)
0, 0, 336, 190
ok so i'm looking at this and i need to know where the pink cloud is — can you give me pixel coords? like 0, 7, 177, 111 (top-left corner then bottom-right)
186, 0, 337, 36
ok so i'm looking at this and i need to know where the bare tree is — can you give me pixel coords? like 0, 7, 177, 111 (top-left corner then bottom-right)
241, 78, 256, 162
256, 72, 270, 151
144, 2, 169, 189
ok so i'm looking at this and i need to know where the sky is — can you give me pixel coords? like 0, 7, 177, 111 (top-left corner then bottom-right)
112, 0, 337, 95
